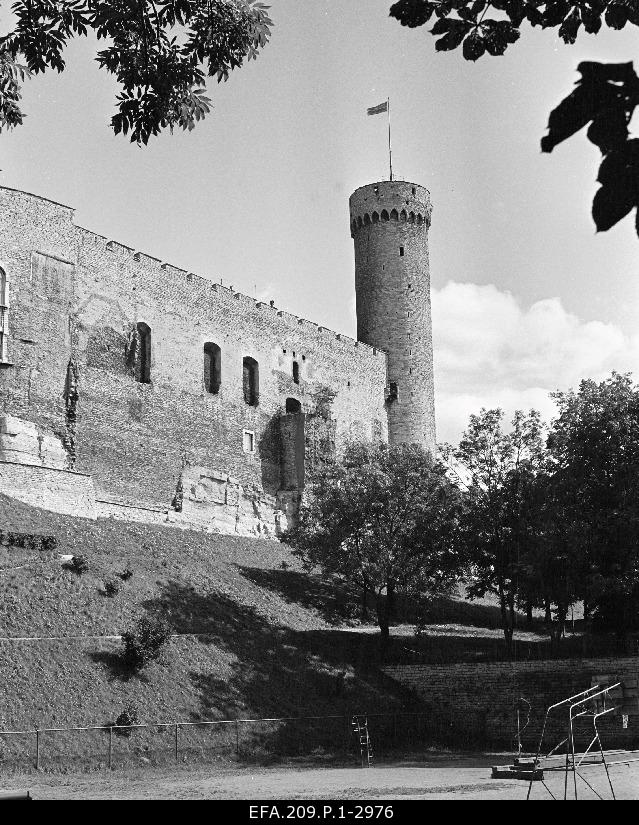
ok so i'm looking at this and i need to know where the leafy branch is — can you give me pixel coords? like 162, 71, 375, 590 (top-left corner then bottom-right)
0, 0, 273, 144
390, 1, 639, 61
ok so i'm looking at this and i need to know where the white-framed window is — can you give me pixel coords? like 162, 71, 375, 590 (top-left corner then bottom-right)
243, 430, 256, 454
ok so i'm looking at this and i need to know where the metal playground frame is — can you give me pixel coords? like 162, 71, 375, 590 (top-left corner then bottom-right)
526, 682, 639, 800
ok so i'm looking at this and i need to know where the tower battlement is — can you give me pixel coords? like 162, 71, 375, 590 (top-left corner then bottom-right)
349, 181, 432, 238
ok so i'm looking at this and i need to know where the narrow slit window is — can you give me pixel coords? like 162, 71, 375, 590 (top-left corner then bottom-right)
399, 247, 405, 257
243, 356, 259, 406
292, 360, 300, 384
203, 342, 221, 394
243, 430, 255, 453
136, 322, 151, 384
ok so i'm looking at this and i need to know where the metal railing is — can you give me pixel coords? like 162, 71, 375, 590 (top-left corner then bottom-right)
0, 711, 487, 772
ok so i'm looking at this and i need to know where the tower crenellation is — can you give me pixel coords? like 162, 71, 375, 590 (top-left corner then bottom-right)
350, 180, 436, 452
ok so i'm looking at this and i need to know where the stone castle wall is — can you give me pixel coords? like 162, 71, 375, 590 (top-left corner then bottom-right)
0, 186, 389, 534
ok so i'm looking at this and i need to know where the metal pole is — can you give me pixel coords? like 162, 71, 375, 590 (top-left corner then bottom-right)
387, 98, 393, 182
235, 719, 240, 758
35, 729, 40, 770
109, 727, 113, 770
175, 724, 179, 763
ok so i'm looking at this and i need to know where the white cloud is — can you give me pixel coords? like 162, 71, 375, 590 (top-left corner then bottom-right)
433, 282, 639, 444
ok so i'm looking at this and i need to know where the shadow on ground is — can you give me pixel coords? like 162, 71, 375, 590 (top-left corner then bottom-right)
136, 580, 420, 759
235, 565, 364, 626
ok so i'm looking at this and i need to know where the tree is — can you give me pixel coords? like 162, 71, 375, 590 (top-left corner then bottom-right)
389, 1, 639, 239
0, 0, 272, 144
547, 372, 639, 636
446, 408, 548, 652
283, 441, 464, 642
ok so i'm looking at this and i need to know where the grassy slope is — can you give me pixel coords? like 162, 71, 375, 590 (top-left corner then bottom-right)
0, 494, 412, 746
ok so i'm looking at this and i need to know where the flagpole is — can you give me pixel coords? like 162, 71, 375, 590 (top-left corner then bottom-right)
387, 97, 393, 181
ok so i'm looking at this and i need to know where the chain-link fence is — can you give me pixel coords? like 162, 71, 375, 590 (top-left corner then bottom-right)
0, 710, 488, 772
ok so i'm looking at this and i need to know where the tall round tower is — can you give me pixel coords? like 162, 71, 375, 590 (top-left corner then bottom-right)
349, 181, 436, 452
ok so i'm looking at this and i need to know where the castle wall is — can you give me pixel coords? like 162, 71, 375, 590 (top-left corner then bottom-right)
0, 461, 96, 519
0, 187, 388, 530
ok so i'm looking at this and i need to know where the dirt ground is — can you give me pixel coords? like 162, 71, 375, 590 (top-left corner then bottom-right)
1, 754, 638, 800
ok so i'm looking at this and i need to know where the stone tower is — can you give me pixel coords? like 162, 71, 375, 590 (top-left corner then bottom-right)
349, 181, 436, 452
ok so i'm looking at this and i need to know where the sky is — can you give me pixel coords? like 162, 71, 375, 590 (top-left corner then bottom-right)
2, 0, 639, 443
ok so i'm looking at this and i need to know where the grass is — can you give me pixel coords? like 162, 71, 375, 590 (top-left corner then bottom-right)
0, 493, 420, 769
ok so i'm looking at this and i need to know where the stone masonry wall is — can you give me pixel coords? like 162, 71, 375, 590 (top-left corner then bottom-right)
0, 186, 388, 528
350, 182, 436, 452
0, 461, 96, 519
384, 658, 639, 749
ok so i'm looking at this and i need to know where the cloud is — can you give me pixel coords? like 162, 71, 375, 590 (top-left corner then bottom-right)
432, 282, 639, 444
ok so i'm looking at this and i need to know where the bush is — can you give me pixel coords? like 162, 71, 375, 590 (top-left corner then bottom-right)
0, 530, 58, 553
119, 567, 133, 581
122, 616, 171, 671
113, 706, 140, 738
69, 554, 89, 575
104, 578, 120, 597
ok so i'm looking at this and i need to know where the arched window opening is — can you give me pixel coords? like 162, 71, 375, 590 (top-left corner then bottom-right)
364, 213, 371, 226
286, 398, 302, 414
381, 209, 389, 222
372, 211, 379, 223
409, 211, 415, 223
390, 208, 399, 221
0, 268, 7, 363
357, 216, 363, 228
243, 356, 259, 406
292, 360, 300, 384
417, 214, 424, 225
136, 322, 151, 384
400, 209, 407, 222
203, 342, 221, 395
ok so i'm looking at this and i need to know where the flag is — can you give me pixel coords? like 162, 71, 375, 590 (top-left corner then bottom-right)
367, 101, 388, 116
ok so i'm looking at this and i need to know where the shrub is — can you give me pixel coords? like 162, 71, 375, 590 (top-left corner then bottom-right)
0, 530, 58, 553
119, 567, 134, 581
69, 554, 89, 575
122, 616, 171, 671
113, 706, 140, 738
104, 578, 120, 597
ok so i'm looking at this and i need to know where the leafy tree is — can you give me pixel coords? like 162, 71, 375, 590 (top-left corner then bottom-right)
283, 441, 464, 642
446, 408, 548, 652
547, 372, 639, 636
0, 0, 272, 143
122, 614, 171, 670
389, 1, 639, 238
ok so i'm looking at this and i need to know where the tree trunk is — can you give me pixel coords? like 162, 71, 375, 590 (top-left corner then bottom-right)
376, 592, 390, 642
386, 581, 396, 625
361, 582, 369, 622
526, 600, 533, 627
498, 588, 514, 657
544, 598, 552, 624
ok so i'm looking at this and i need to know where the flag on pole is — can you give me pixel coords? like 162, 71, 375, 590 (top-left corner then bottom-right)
367, 101, 388, 116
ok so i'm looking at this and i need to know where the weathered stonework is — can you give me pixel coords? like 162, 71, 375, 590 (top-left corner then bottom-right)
350, 181, 436, 452
0, 183, 426, 535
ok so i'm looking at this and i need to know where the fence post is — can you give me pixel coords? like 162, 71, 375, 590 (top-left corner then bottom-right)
35, 729, 40, 770
235, 720, 240, 758
343, 715, 350, 756
175, 724, 179, 764
109, 727, 113, 770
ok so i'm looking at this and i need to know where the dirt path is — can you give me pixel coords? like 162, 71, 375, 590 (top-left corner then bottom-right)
2, 756, 637, 800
